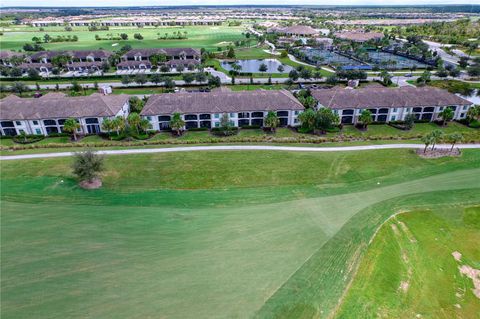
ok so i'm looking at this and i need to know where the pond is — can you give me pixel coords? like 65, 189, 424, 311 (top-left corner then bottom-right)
220, 59, 293, 74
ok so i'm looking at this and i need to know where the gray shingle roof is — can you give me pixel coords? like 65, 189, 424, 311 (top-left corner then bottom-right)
29, 50, 112, 60
311, 87, 472, 110
141, 90, 304, 115
0, 93, 129, 120
0, 51, 24, 60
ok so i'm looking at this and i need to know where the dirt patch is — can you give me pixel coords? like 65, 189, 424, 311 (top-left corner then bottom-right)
416, 148, 461, 158
458, 265, 480, 299
399, 281, 409, 293
452, 251, 462, 262
79, 178, 102, 189
397, 221, 417, 243
391, 223, 400, 236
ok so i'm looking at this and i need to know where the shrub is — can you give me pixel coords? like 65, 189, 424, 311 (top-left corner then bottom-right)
12, 134, 44, 144
187, 127, 209, 131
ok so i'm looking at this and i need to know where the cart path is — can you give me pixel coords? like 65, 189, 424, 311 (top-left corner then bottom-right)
2, 144, 480, 161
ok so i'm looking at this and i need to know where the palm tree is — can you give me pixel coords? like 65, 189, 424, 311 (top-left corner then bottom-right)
445, 133, 463, 152
127, 113, 142, 134
438, 107, 454, 126
170, 112, 185, 136
112, 116, 125, 136
430, 130, 443, 150
62, 118, 81, 141
264, 111, 279, 133
466, 105, 480, 123
421, 134, 434, 153
139, 118, 152, 133
101, 118, 114, 139
358, 109, 373, 130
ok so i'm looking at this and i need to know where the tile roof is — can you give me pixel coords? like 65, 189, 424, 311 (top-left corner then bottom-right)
311, 87, 472, 110
0, 51, 24, 59
121, 48, 201, 59
334, 31, 384, 42
141, 90, 304, 115
0, 93, 129, 120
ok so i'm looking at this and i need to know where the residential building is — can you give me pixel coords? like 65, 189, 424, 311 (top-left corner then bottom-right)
0, 93, 130, 136
0, 51, 24, 67
119, 48, 201, 70
334, 31, 384, 43
140, 90, 304, 130
311, 87, 473, 124
268, 25, 319, 37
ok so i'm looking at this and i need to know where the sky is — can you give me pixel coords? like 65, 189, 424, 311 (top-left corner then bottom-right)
1, 0, 480, 7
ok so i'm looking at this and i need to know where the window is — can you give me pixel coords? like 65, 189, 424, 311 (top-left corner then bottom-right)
214, 113, 220, 119
15, 121, 21, 126
146, 116, 152, 121
439, 107, 444, 111
294, 111, 300, 115
463, 105, 468, 111
391, 115, 396, 121
35, 129, 42, 135
19, 129, 25, 134
32, 120, 39, 125
214, 122, 220, 127
393, 108, 397, 113
229, 113, 235, 118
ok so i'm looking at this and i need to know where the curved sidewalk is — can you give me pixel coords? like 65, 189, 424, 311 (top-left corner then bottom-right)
2, 144, 480, 161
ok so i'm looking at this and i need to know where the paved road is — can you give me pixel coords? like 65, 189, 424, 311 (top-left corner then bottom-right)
2, 144, 480, 161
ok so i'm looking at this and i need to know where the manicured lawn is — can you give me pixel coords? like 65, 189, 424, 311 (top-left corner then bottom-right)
338, 122, 479, 141
336, 206, 480, 318
0, 25, 253, 51
2, 123, 477, 152
1, 150, 480, 319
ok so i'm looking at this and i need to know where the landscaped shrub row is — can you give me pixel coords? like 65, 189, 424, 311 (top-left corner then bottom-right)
3, 134, 480, 151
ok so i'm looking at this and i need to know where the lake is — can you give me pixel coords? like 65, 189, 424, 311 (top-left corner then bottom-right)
220, 59, 293, 74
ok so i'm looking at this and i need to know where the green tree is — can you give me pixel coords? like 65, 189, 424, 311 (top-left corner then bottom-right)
121, 75, 132, 85
101, 118, 114, 139
298, 108, 316, 132
258, 63, 268, 75
195, 72, 207, 83
445, 133, 463, 152
421, 133, 434, 153
315, 108, 339, 133
62, 118, 81, 141
277, 64, 285, 73
358, 109, 373, 129
72, 150, 104, 184
134, 74, 148, 85
71, 81, 82, 93
182, 73, 195, 84
227, 47, 235, 58
112, 116, 126, 135
129, 96, 145, 113
170, 112, 185, 136
288, 69, 299, 81
438, 107, 454, 126
127, 112, 142, 134
139, 118, 152, 133
430, 130, 443, 150
379, 70, 392, 86
27, 68, 41, 80
10, 82, 29, 95
404, 114, 416, 130
466, 105, 480, 123
264, 111, 279, 132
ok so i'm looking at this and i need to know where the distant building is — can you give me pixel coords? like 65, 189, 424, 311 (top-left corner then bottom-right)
334, 31, 384, 43
311, 87, 473, 124
0, 51, 24, 67
269, 25, 319, 37
140, 90, 304, 130
119, 48, 201, 70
